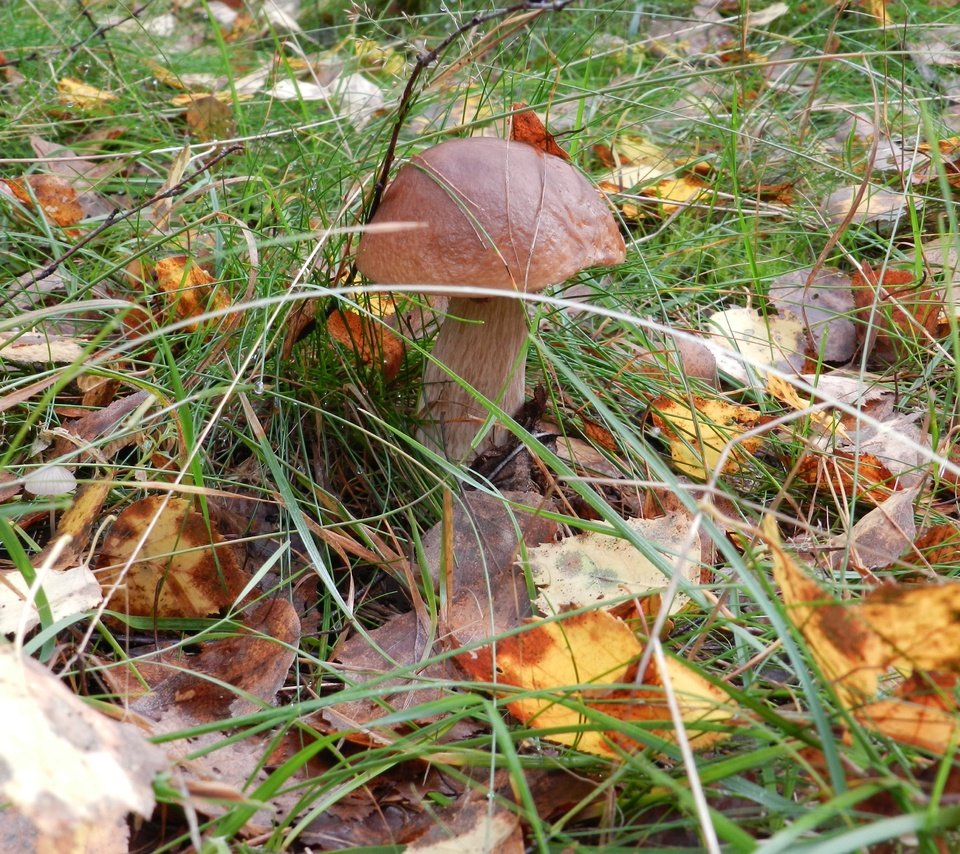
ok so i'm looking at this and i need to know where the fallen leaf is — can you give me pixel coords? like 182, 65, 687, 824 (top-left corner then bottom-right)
131, 598, 300, 722
97, 496, 250, 618
185, 95, 235, 141
826, 488, 917, 575
456, 609, 732, 756
2, 174, 84, 228
509, 103, 569, 160
321, 610, 461, 746
650, 395, 769, 480
526, 513, 701, 615
821, 186, 916, 227
764, 516, 960, 708
767, 267, 858, 363
327, 305, 404, 381
0, 647, 166, 849
794, 448, 896, 503
852, 262, 943, 365
154, 255, 231, 331
705, 306, 810, 384
57, 76, 117, 109
0, 331, 87, 364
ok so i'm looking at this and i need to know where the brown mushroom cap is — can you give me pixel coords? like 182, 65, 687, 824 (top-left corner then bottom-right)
356, 137, 625, 291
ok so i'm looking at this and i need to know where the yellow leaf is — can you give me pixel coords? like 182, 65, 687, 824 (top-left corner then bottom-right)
457, 610, 734, 756
651, 396, 768, 480
57, 77, 117, 109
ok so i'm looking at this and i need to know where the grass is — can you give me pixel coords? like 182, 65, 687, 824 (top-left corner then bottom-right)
4, 0, 960, 850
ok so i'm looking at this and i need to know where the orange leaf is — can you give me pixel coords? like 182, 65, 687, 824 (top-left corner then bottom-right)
327, 306, 404, 381
154, 255, 230, 331
509, 103, 569, 160
3, 175, 84, 229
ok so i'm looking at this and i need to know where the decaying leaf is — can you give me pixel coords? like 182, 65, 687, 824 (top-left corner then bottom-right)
456, 609, 733, 756
794, 448, 897, 503
154, 255, 231, 330
526, 513, 701, 615
651, 395, 769, 480
97, 496, 250, 618
0, 647, 166, 850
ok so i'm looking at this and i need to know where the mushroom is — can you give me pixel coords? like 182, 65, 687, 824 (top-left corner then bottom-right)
356, 136, 625, 461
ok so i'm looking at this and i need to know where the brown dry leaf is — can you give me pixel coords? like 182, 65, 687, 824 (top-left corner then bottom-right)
908, 523, 960, 572
321, 610, 461, 746
826, 488, 917, 575
421, 490, 560, 649
509, 103, 569, 160
526, 513, 701, 615
52, 390, 155, 462
154, 255, 231, 331
327, 305, 404, 381
407, 796, 522, 853
131, 598, 300, 722
651, 395, 769, 480
185, 95, 236, 141
57, 76, 117, 109
456, 609, 732, 756
852, 262, 943, 365
97, 496, 250, 618
0, 646, 166, 851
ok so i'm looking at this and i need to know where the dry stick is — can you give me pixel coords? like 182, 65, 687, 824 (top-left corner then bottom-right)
0, 1, 154, 68
19, 143, 243, 288
364, 0, 579, 224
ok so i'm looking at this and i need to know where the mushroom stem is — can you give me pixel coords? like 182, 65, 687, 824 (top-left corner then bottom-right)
419, 295, 529, 462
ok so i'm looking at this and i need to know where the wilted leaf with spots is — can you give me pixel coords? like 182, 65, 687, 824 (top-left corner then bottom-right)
2, 174, 84, 229
456, 609, 733, 756
98, 496, 249, 618
651, 395, 769, 480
